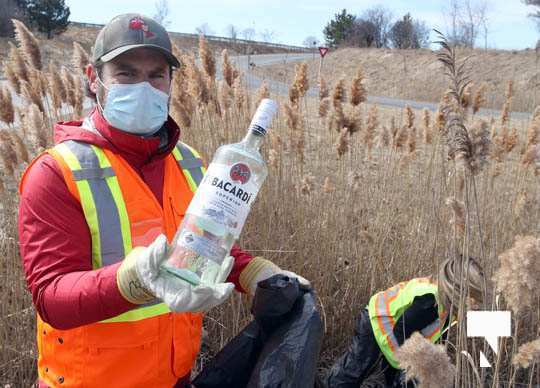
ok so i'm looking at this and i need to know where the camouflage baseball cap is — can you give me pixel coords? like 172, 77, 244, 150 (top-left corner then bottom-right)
92, 13, 180, 67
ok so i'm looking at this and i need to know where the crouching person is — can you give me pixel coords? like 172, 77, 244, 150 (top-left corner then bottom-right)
324, 257, 485, 388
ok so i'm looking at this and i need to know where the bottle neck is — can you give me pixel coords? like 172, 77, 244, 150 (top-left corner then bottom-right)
242, 129, 265, 150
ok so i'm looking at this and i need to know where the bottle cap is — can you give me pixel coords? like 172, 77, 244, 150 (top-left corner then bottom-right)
249, 98, 278, 136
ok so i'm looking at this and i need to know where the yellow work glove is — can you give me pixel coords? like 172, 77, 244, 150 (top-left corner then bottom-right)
117, 247, 155, 305
239, 256, 311, 296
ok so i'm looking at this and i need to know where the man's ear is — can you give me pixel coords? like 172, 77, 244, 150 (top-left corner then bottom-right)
86, 64, 98, 94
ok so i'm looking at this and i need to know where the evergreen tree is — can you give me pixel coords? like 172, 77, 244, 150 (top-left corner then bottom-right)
26, 0, 70, 39
0, 0, 29, 37
323, 9, 356, 47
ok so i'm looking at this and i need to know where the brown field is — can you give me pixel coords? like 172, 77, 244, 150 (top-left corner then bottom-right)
253, 46, 540, 114
1, 23, 539, 387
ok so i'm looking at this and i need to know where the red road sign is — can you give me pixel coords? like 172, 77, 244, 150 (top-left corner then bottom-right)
318, 47, 329, 57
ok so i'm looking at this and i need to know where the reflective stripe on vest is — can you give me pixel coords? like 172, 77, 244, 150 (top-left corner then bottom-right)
54, 141, 131, 269
172, 142, 206, 192
368, 278, 447, 368
52, 140, 205, 323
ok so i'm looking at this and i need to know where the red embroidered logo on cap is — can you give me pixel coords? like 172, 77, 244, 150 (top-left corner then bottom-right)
129, 16, 154, 38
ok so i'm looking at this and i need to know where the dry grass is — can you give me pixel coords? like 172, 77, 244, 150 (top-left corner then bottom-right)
252, 46, 540, 113
0, 23, 539, 387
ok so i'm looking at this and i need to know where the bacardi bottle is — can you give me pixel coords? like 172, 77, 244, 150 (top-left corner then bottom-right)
161, 99, 278, 285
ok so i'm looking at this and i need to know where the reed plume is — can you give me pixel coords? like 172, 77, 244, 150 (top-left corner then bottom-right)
521, 144, 540, 168
319, 97, 330, 118
377, 125, 391, 148
405, 105, 415, 129
232, 77, 248, 111
294, 62, 309, 98
407, 124, 417, 155
255, 81, 270, 107
350, 67, 367, 106
198, 35, 216, 79
364, 105, 378, 154
493, 235, 540, 314
336, 128, 350, 158
0, 131, 18, 178
4, 61, 20, 94
284, 103, 300, 131
20, 80, 44, 113
217, 80, 232, 114
9, 131, 29, 164
332, 79, 346, 108
393, 125, 408, 150
319, 76, 329, 100
0, 85, 15, 125
184, 54, 209, 106
500, 80, 513, 126
322, 177, 334, 193
461, 82, 473, 110
221, 49, 235, 87
299, 174, 314, 196
8, 42, 29, 87
72, 74, 84, 117
72, 42, 90, 75
422, 108, 432, 144
513, 338, 540, 369
469, 120, 491, 175
395, 332, 455, 388
288, 62, 308, 106
435, 30, 474, 171
12, 19, 42, 70
472, 83, 487, 114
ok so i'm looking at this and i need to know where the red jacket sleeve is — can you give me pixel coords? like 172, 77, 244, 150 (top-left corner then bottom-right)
18, 154, 135, 330
228, 244, 254, 293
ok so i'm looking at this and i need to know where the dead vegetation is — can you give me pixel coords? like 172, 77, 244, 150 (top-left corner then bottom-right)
0, 22, 539, 387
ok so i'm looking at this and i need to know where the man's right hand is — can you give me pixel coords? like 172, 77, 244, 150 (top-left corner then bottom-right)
117, 234, 234, 312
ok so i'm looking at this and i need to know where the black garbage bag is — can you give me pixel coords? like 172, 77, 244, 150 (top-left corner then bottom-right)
192, 274, 323, 388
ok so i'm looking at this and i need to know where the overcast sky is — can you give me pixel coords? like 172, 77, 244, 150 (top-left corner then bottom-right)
66, 0, 539, 49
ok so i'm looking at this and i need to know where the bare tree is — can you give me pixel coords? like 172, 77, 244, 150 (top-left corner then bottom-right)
153, 0, 171, 28
225, 24, 238, 40
444, 0, 489, 48
241, 27, 256, 41
260, 29, 276, 43
360, 5, 393, 48
303, 36, 320, 48
345, 19, 378, 47
195, 23, 214, 36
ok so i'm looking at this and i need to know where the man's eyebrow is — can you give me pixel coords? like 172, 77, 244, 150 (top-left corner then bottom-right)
149, 64, 169, 73
112, 63, 138, 72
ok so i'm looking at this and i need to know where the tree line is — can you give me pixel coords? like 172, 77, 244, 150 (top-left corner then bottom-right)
323, 7, 429, 49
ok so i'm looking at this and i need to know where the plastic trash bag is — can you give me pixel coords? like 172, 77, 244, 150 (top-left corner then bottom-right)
192, 274, 323, 388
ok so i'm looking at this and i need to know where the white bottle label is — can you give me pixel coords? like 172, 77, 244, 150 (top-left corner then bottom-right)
186, 162, 260, 238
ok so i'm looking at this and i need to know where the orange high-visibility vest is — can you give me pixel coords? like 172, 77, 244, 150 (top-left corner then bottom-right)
368, 277, 448, 368
20, 139, 207, 387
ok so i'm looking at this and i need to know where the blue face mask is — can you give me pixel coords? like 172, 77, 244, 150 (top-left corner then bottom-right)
97, 77, 170, 136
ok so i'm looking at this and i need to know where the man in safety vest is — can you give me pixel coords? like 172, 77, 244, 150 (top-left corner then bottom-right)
18, 14, 308, 388
324, 257, 485, 387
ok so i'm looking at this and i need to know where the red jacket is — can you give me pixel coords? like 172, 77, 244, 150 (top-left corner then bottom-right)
18, 108, 253, 330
